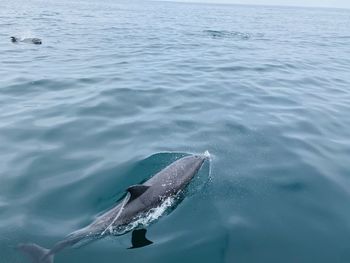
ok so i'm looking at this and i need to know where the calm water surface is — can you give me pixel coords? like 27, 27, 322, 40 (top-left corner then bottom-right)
1, 0, 350, 262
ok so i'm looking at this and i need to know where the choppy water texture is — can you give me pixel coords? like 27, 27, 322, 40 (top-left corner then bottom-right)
1, 0, 350, 262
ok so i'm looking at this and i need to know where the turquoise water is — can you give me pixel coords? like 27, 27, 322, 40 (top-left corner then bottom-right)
1, 0, 350, 262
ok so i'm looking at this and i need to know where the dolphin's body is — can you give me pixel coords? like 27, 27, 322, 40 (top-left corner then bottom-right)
18, 154, 208, 263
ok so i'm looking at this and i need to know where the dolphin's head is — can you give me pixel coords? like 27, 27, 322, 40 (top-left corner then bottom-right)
176, 153, 209, 183
32, 38, 42, 45
193, 152, 210, 170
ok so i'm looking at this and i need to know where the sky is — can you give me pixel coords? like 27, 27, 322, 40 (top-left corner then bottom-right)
163, 0, 350, 9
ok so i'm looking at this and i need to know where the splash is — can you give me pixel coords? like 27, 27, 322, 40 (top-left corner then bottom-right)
111, 196, 177, 236
202, 150, 213, 184
203, 150, 211, 159
15, 30, 35, 40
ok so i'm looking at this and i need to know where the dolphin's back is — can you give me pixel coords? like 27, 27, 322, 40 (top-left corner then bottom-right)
145, 155, 204, 193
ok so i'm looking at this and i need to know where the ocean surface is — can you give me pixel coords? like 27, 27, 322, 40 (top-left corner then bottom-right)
1, 0, 350, 262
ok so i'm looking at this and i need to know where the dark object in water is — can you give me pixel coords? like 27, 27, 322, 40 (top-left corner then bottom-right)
11, 36, 42, 45
203, 30, 251, 40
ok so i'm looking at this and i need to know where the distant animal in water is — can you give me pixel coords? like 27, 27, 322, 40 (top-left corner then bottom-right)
11, 36, 42, 45
18, 153, 209, 263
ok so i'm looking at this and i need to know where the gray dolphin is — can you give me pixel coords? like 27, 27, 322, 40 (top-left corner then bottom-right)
18, 153, 209, 263
11, 36, 42, 45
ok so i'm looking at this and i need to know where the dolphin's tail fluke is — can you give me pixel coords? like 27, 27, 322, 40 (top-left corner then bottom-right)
17, 243, 54, 263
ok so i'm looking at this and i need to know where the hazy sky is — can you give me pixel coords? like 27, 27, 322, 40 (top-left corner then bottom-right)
165, 0, 350, 9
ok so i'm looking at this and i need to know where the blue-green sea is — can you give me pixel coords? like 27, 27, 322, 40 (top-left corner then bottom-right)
1, 0, 350, 262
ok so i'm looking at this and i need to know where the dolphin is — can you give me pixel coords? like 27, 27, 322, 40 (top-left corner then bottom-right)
18, 153, 209, 263
11, 36, 42, 45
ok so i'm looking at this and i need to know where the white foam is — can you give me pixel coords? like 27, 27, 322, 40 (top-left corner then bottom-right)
111, 196, 176, 235
20, 30, 35, 40
203, 150, 211, 158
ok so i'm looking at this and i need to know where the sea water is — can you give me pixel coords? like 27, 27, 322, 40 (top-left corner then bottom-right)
1, 1, 350, 262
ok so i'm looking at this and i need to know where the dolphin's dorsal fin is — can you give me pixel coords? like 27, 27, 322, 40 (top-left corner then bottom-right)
127, 185, 150, 202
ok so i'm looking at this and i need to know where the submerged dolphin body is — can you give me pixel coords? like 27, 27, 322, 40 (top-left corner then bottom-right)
18, 154, 209, 263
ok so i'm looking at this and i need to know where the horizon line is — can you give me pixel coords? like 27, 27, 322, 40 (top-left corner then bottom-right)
152, 0, 350, 10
